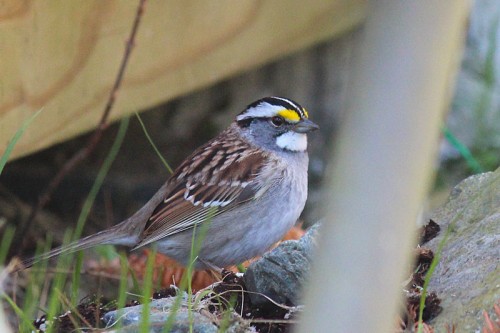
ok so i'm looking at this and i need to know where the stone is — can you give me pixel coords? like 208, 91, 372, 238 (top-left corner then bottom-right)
102, 294, 253, 333
427, 169, 500, 331
243, 223, 319, 306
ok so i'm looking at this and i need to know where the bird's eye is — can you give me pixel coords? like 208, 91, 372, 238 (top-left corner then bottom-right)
271, 116, 285, 127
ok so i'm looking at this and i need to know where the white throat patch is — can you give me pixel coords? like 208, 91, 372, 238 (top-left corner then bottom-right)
276, 132, 308, 151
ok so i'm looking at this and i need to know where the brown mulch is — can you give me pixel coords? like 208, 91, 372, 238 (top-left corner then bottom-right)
397, 219, 442, 332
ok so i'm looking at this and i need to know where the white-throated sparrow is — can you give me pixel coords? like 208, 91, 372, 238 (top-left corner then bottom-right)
21, 97, 318, 270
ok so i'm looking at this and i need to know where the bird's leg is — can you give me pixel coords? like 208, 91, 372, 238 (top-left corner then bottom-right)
198, 258, 226, 281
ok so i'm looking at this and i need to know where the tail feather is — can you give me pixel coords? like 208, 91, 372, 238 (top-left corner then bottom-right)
13, 181, 170, 273
17, 225, 135, 270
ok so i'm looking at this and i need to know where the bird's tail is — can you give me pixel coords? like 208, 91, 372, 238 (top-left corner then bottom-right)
15, 223, 136, 271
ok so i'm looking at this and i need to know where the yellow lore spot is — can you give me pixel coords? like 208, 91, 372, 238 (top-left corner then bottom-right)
278, 109, 301, 122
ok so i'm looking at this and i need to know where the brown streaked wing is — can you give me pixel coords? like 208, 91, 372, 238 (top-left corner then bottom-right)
135, 146, 268, 249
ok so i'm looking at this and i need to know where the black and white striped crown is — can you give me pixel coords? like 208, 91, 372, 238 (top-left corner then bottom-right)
236, 96, 309, 122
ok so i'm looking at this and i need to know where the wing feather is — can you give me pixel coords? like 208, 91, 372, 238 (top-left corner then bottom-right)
136, 130, 269, 249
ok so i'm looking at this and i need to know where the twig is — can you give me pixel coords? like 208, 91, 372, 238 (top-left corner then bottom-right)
17, 0, 147, 252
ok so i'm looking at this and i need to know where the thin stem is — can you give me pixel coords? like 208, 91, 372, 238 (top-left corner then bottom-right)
18, 0, 148, 251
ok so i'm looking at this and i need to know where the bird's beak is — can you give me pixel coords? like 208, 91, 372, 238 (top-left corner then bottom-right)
293, 118, 319, 133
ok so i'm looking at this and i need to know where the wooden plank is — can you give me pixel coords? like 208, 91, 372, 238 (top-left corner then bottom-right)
0, 0, 367, 160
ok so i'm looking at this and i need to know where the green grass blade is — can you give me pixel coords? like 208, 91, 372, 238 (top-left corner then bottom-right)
218, 293, 237, 333
129, 266, 141, 297
442, 126, 484, 174
161, 282, 185, 333
73, 116, 130, 240
0, 108, 43, 175
46, 231, 73, 333
21, 234, 53, 329
70, 252, 84, 305
416, 225, 451, 333
1, 294, 37, 332
114, 252, 129, 330
0, 226, 15, 265
162, 207, 215, 333
134, 112, 173, 174
417, 170, 500, 332
139, 249, 156, 333
70, 116, 130, 304
472, 15, 499, 146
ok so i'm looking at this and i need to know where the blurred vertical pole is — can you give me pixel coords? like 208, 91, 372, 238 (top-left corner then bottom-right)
298, 2, 470, 333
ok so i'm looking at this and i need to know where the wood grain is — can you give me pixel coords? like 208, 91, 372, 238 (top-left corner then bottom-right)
0, 0, 366, 160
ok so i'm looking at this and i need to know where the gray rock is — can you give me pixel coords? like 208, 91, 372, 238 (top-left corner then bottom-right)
102, 294, 253, 333
243, 223, 319, 306
427, 169, 500, 332
103, 297, 213, 333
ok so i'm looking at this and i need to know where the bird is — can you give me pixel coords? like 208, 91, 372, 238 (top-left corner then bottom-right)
19, 96, 319, 271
